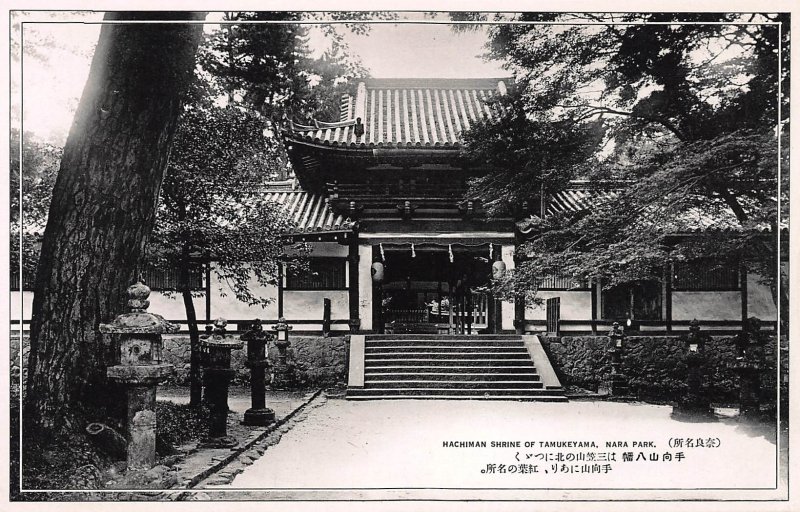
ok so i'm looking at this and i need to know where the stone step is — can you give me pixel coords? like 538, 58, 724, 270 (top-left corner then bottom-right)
362, 380, 545, 389
366, 340, 527, 348
348, 334, 565, 402
365, 363, 538, 371
365, 344, 527, 352
364, 372, 541, 381
365, 335, 523, 341
346, 394, 569, 402
364, 358, 536, 367
365, 351, 530, 359
347, 387, 566, 398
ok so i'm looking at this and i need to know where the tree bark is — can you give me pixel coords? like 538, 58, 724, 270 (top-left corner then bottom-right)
25, 12, 205, 439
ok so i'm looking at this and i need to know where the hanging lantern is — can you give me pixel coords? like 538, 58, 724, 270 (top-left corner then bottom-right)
411, 243, 416, 258
492, 260, 507, 280
371, 262, 385, 283
448, 244, 454, 263
488, 244, 493, 259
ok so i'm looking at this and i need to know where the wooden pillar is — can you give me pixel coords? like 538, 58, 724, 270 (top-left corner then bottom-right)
322, 297, 332, 337
372, 245, 384, 334
448, 284, 454, 334
514, 252, 525, 335
467, 288, 473, 335
740, 263, 748, 329
347, 232, 360, 332
277, 262, 284, 318
487, 243, 500, 334
205, 261, 212, 322
590, 278, 598, 335
664, 263, 673, 333
514, 295, 526, 334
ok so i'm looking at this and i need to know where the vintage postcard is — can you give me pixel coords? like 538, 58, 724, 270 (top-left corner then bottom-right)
3, 3, 795, 510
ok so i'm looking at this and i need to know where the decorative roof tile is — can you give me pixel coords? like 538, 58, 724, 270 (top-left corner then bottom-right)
288, 78, 509, 148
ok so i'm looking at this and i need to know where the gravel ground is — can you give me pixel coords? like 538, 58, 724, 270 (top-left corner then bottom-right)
213, 398, 784, 500
158, 385, 306, 417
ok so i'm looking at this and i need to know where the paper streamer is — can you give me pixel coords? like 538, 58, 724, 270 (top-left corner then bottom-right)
449, 244, 454, 263
411, 243, 416, 258
380, 243, 385, 261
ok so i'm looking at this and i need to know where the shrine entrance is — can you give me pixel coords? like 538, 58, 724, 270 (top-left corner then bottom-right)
374, 244, 494, 334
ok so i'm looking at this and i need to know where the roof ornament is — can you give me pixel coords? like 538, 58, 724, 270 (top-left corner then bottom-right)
354, 117, 364, 138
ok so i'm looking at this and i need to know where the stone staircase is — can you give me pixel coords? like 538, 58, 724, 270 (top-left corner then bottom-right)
346, 334, 567, 401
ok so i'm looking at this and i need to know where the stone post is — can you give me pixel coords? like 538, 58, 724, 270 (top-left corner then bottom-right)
100, 281, 177, 470
200, 318, 243, 447
672, 320, 714, 419
240, 319, 276, 426
731, 317, 767, 420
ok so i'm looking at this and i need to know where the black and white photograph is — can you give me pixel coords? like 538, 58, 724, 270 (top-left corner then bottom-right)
5, 5, 794, 509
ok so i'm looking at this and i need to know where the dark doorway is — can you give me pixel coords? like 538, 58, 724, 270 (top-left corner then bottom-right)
602, 281, 662, 321
377, 246, 491, 334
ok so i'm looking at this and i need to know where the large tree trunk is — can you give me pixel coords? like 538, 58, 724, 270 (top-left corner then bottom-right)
25, 12, 204, 439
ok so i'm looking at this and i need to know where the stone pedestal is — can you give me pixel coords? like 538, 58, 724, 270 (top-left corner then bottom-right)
241, 320, 275, 427
672, 321, 714, 419
604, 348, 629, 396
730, 317, 767, 421
270, 361, 297, 390
732, 361, 763, 420
271, 318, 296, 389
100, 281, 177, 471
672, 354, 714, 419
200, 319, 242, 448
602, 323, 628, 396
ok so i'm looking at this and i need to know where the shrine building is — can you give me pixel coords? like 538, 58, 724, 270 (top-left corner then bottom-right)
263, 77, 777, 337
11, 78, 779, 337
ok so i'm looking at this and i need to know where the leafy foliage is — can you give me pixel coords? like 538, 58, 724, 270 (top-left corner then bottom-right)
458, 13, 788, 319
155, 401, 209, 451
198, 12, 370, 123
9, 129, 60, 282
147, 104, 308, 305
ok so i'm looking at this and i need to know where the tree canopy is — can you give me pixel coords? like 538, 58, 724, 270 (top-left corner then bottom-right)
458, 13, 788, 319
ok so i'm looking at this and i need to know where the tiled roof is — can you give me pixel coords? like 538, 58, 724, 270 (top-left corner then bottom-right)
264, 189, 354, 233
546, 188, 620, 216
287, 78, 509, 148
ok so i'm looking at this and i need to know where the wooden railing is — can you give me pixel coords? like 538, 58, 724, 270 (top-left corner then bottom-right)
386, 293, 489, 333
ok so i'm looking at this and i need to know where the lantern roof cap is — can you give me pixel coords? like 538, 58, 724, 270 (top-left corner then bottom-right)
201, 318, 243, 349
99, 281, 179, 334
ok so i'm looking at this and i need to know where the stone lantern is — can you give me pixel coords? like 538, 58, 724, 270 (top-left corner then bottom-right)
271, 317, 296, 389
604, 322, 628, 396
100, 280, 178, 470
731, 317, 767, 420
240, 319, 276, 426
672, 320, 714, 419
201, 318, 243, 447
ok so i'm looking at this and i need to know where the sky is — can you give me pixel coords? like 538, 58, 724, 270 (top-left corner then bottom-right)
17, 13, 506, 145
